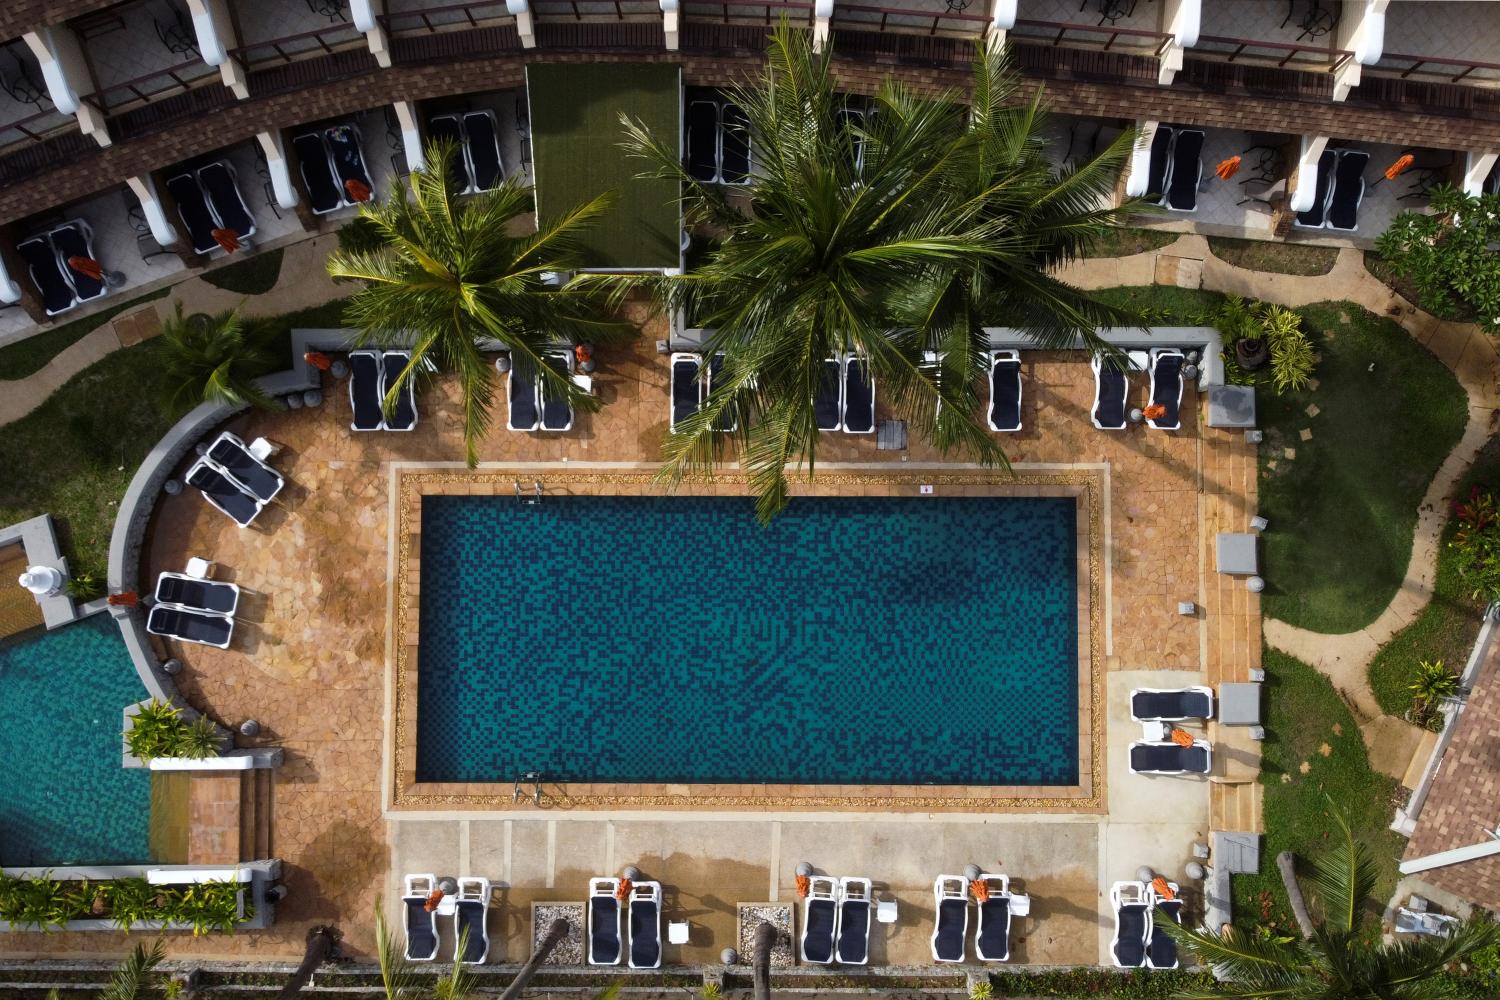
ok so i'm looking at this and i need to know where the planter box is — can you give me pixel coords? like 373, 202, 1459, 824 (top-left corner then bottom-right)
0, 862, 280, 933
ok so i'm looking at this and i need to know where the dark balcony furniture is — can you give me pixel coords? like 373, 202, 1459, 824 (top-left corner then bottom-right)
427, 113, 470, 191
253, 145, 282, 219
127, 197, 175, 265
1, 51, 44, 107
50, 221, 105, 303
292, 131, 343, 214
198, 160, 256, 239
463, 110, 504, 190
1086, 0, 1137, 27
155, 4, 200, 57
17, 233, 76, 315
307, 0, 350, 22
166, 171, 219, 253
1294, 148, 1335, 228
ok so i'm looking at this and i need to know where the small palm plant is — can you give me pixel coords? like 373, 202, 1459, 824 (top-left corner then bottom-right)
1410, 658, 1461, 725
157, 303, 276, 411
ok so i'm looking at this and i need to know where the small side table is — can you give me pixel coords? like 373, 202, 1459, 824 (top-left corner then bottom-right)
876, 900, 898, 924
668, 920, 690, 944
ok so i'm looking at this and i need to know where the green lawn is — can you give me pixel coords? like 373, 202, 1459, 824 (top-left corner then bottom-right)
1083, 226, 1179, 258
201, 248, 284, 296
1232, 648, 1406, 932
0, 288, 170, 381
1206, 237, 1338, 276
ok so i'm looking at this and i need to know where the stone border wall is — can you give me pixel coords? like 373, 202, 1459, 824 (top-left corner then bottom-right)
0, 513, 78, 629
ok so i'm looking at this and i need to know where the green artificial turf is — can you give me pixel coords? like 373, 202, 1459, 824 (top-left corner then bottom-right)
527, 63, 680, 269
200, 248, 284, 296
1232, 648, 1406, 933
0, 288, 171, 381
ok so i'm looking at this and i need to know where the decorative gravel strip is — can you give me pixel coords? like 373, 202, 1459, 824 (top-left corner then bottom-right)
532, 903, 586, 964
737, 903, 794, 967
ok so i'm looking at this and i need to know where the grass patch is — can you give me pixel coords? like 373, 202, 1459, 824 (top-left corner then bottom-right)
1207, 236, 1338, 276
244, 297, 350, 363
1365, 252, 1477, 323
200, 248, 283, 296
1257, 302, 1467, 632
1232, 648, 1405, 933
0, 288, 170, 381
1087, 284, 1223, 322
1083, 226, 1180, 258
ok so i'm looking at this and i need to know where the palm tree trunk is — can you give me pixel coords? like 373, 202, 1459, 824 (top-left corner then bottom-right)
751, 920, 777, 1000
276, 926, 339, 1000
1276, 851, 1316, 940
498, 917, 569, 1000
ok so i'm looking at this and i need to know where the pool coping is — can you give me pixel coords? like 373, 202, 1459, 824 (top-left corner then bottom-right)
385, 464, 1105, 813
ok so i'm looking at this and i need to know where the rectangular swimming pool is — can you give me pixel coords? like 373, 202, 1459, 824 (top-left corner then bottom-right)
416, 495, 1079, 786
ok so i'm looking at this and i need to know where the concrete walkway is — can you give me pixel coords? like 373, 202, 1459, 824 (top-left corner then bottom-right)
1062, 234, 1500, 777
0, 235, 344, 428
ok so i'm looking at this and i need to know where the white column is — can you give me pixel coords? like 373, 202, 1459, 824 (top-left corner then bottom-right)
661, 0, 680, 51
256, 131, 302, 211
508, 0, 537, 49
1123, 121, 1160, 197
1157, 0, 1200, 86
352, 0, 394, 69
23, 27, 111, 147
1332, 0, 1387, 101
394, 101, 424, 175
986, 0, 1016, 52
1463, 151, 1498, 197
813, 0, 833, 52
126, 176, 182, 248
187, 0, 249, 98
0, 257, 23, 305
1289, 135, 1329, 213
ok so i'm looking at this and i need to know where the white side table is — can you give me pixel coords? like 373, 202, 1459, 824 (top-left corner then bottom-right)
668, 920, 690, 944
876, 900, 898, 924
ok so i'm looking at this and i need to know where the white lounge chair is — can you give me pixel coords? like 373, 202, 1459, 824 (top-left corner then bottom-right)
814, 357, 843, 432
186, 458, 264, 528
349, 349, 385, 432
1110, 881, 1149, 968
835, 876, 872, 965
1327, 149, 1369, 232
800, 875, 838, 964
1090, 354, 1129, 430
842, 353, 875, 434
588, 877, 622, 965
455, 877, 491, 964
145, 604, 233, 648
1147, 348, 1184, 431
974, 874, 1012, 962
988, 350, 1022, 432
669, 352, 701, 432
403, 873, 440, 962
207, 431, 284, 504
539, 353, 575, 432
1164, 129, 1204, 212
155, 571, 239, 616
1147, 881, 1183, 969
381, 350, 419, 432
930, 875, 969, 963
1130, 739, 1212, 775
707, 353, 736, 432
1131, 686, 1214, 722
628, 880, 663, 969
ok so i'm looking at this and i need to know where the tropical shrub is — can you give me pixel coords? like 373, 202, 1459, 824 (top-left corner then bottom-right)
124, 700, 222, 761
1375, 185, 1500, 334
0, 872, 249, 933
65, 572, 103, 601
158, 304, 277, 411
1408, 658, 1461, 729
1207, 296, 1317, 394
1452, 487, 1500, 602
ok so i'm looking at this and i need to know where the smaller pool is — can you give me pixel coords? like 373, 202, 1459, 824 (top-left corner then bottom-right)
0, 615, 153, 867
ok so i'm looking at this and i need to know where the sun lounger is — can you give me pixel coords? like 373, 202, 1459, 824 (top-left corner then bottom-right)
1295, 148, 1335, 228
1164, 129, 1204, 212
186, 459, 264, 528
1130, 739, 1212, 775
294, 132, 342, 215
708, 353, 736, 432
1327, 149, 1369, 232
628, 880, 663, 969
1147, 348, 1184, 430
835, 877, 871, 965
1395, 906, 1461, 937
931, 875, 969, 963
349, 349, 385, 431
17, 234, 75, 315
197, 161, 256, 240
166, 172, 220, 253
428, 114, 472, 192
1130, 686, 1214, 722
842, 354, 874, 434
403, 874, 440, 962
588, 877, 622, 965
1110, 881, 1149, 967
974, 874, 1012, 962
814, 357, 843, 431
721, 102, 750, 184
670, 352, 701, 431
508, 360, 540, 431
326, 124, 372, 206
540, 354, 574, 432
1144, 126, 1172, 203
463, 110, 504, 191
381, 350, 418, 432
687, 100, 719, 182
1147, 881, 1182, 970
1090, 354, 1129, 430
155, 571, 239, 616
800, 875, 838, 964
988, 350, 1022, 432
455, 877, 490, 965
146, 603, 233, 648
50, 221, 106, 303
207, 431, 284, 504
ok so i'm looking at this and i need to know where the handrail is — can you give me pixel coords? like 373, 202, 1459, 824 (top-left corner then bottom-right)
86, 56, 218, 112
229, 22, 363, 67
380, 0, 513, 33
1375, 49, 1500, 84
0, 102, 71, 143
835, 2, 993, 31
530, 0, 661, 18
1011, 17, 1171, 42
683, 0, 815, 25
1194, 32, 1352, 70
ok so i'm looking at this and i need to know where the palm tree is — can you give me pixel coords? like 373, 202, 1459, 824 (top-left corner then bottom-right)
326, 140, 633, 466
620, 25, 1137, 520
157, 303, 276, 411
373, 903, 572, 1000
96, 941, 166, 1000
1161, 802, 1500, 999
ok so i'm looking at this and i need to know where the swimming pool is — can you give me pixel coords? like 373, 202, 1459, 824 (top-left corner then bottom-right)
416, 495, 1079, 786
0, 614, 153, 867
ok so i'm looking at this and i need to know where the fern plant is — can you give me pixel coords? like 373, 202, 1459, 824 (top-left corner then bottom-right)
124, 701, 222, 760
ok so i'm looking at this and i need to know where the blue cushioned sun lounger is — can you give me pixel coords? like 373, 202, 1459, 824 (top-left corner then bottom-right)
1147, 884, 1183, 970
382, 350, 418, 432
709, 352, 736, 431
49, 222, 105, 303
1165, 129, 1204, 212
463, 110, 504, 191
455, 877, 490, 965
1111, 882, 1148, 967
628, 880, 662, 969
670, 352, 700, 431
930, 875, 969, 963
540, 354, 573, 432
17, 234, 75, 316
721, 102, 750, 184
427, 114, 471, 192
843, 354, 874, 434
687, 100, 719, 182
186, 459, 263, 528
1148, 348, 1184, 430
1091, 355, 1128, 430
146, 604, 233, 648
800, 875, 837, 964
197, 161, 256, 239
814, 357, 842, 431
293, 132, 342, 215
988, 350, 1022, 432
403, 874, 439, 961
325, 124, 372, 205
1327, 149, 1369, 232
1129, 740, 1212, 774
508, 361, 540, 431
1130, 686, 1214, 722
975, 875, 1011, 962
1296, 149, 1335, 228
208, 431, 284, 503
588, 878, 622, 965
155, 571, 239, 615
835, 877, 872, 965
1144, 126, 1172, 204
349, 349, 385, 432
166, 172, 219, 253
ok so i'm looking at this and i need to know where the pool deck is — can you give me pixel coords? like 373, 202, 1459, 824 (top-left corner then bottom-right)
0, 298, 1260, 965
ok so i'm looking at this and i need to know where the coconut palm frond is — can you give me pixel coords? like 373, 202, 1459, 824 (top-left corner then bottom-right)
1306, 797, 1379, 935
373, 905, 421, 1000
99, 940, 167, 1000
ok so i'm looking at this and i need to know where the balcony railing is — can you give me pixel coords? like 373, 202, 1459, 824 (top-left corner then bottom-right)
832, 3, 991, 39
0, 103, 75, 148
531, 0, 662, 20
1370, 50, 1500, 87
1193, 33, 1353, 73
680, 1, 815, 26
1009, 18, 1173, 56
381, 0, 513, 35
230, 22, 365, 72
86, 56, 221, 114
